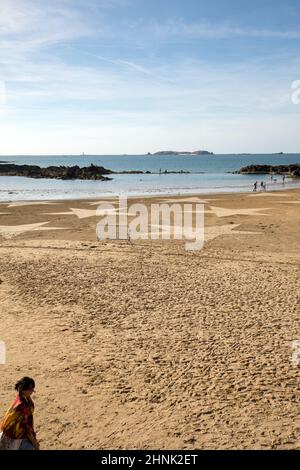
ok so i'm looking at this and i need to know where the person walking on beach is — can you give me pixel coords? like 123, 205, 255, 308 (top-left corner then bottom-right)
260, 181, 264, 191
283, 175, 286, 184
253, 181, 258, 192
0, 377, 39, 450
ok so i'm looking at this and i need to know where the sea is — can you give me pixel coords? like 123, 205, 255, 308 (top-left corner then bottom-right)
0, 153, 300, 201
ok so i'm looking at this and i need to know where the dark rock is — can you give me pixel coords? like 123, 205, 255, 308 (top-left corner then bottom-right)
0, 163, 113, 180
236, 163, 300, 177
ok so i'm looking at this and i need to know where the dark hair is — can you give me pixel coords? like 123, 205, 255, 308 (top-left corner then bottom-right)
15, 377, 35, 393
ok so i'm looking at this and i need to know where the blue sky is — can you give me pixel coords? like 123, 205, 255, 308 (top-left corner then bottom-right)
1, 0, 300, 154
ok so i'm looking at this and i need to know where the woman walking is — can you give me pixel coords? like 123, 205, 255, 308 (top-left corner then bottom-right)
0, 377, 39, 450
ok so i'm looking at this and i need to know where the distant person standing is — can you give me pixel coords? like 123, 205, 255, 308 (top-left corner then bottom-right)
253, 181, 258, 192
0, 377, 39, 450
283, 175, 286, 184
260, 181, 264, 191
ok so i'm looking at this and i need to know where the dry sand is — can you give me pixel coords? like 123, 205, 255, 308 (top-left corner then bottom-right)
0, 189, 299, 449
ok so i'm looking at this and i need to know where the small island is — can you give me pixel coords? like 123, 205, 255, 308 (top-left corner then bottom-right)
236, 163, 300, 177
149, 150, 213, 156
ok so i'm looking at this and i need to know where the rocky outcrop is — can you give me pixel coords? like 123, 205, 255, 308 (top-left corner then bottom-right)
0, 163, 113, 180
0, 163, 205, 178
236, 164, 300, 177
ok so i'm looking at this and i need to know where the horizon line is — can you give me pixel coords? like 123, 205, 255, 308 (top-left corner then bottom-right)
1, 152, 299, 157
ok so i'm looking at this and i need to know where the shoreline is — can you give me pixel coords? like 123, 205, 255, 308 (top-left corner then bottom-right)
1, 184, 300, 205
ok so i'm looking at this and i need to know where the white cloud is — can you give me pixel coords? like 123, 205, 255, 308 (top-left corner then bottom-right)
0, 0, 94, 54
1, 51, 295, 115
0, 80, 6, 107
0, 1, 300, 154
136, 18, 300, 40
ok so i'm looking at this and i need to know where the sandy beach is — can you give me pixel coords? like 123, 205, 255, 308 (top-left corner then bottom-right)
0, 189, 299, 450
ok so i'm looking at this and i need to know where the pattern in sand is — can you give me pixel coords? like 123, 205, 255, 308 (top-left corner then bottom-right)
0, 190, 299, 449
